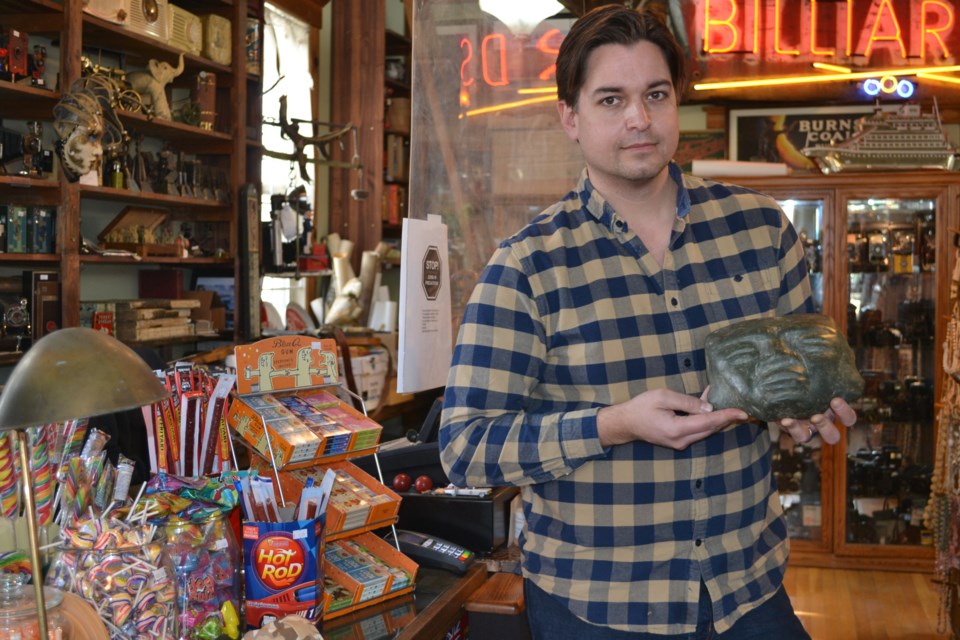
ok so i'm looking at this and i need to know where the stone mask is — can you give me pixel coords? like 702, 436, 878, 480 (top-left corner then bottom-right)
705, 314, 864, 422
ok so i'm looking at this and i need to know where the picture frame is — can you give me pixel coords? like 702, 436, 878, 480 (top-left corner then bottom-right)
675, 130, 726, 173
728, 105, 895, 171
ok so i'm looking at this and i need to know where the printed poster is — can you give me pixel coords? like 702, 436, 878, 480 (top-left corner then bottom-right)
398, 214, 452, 393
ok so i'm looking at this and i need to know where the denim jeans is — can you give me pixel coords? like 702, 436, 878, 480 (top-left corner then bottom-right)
524, 578, 811, 640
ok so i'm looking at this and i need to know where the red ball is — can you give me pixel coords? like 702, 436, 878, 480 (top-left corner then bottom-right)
392, 473, 412, 492
414, 475, 434, 493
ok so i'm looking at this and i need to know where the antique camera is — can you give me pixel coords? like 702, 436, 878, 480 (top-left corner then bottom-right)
20, 121, 44, 177
263, 187, 312, 271
0, 27, 28, 78
847, 445, 903, 497
867, 231, 888, 266
847, 233, 869, 271
30, 45, 46, 88
0, 296, 30, 353
898, 299, 933, 344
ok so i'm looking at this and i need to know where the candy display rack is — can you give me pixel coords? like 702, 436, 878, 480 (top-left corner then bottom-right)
226, 335, 417, 620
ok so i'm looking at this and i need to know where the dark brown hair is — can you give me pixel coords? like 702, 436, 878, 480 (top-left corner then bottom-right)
556, 5, 687, 110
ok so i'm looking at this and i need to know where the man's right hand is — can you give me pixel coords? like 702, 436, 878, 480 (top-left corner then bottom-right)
597, 387, 748, 450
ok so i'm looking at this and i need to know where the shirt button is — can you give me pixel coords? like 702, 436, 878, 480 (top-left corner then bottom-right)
683, 358, 692, 368
615, 219, 625, 229
695, 539, 703, 546
695, 479, 702, 488
671, 297, 679, 307
734, 274, 743, 282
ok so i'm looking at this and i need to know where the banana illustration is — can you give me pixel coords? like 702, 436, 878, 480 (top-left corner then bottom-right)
770, 115, 817, 170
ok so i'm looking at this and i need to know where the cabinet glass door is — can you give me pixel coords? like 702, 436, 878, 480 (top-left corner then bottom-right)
844, 196, 936, 548
774, 197, 829, 545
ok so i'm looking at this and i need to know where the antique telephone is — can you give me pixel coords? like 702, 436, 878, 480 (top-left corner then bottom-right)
264, 185, 312, 272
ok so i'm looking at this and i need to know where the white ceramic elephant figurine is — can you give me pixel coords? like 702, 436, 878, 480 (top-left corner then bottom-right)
127, 53, 185, 120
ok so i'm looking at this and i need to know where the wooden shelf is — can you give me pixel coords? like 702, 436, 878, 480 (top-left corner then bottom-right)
78, 184, 231, 210
0, 253, 59, 264
386, 29, 411, 56
0, 0, 260, 342
0, 82, 59, 119
116, 111, 234, 151
80, 254, 233, 266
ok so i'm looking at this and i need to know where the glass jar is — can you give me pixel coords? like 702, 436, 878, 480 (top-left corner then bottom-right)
0, 575, 71, 640
45, 540, 177, 639
161, 513, 242, 640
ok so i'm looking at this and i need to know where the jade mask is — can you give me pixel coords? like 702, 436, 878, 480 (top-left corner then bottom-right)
705, 314, 864, 422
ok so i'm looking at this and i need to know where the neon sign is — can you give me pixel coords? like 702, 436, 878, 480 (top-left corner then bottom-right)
698, 0, 956, 64
458, 28, 563, 98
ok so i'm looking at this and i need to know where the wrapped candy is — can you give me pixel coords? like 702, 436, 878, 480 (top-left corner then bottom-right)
45, 514, 177, 639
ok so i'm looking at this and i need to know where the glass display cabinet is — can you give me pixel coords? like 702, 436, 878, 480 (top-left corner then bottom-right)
736, 173, 957, 570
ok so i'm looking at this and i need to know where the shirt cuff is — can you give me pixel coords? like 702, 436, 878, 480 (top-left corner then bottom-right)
558, 408, 607, 463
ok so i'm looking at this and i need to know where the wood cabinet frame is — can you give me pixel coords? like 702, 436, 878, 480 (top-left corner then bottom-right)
734, 171, 958, 571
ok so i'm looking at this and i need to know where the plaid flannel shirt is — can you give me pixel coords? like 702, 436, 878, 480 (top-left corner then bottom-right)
439, 163, 814, 634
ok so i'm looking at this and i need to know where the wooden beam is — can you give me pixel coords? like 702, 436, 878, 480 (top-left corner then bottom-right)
268, 0, 328, 28
329, 0, 385, 274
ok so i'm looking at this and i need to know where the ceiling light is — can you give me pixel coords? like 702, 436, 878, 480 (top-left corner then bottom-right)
479, 0, 564, 37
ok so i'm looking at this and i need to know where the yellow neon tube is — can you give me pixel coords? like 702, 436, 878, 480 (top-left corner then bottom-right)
812, 62, 852, 73
916, 71, 960, 85
460, 94, 557, 118
693, 63, 960, 90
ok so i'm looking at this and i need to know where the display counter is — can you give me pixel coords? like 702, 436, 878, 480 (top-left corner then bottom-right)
322, 563, 488, 640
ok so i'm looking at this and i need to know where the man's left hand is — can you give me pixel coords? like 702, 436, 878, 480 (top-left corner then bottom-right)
775, 397, 857, 445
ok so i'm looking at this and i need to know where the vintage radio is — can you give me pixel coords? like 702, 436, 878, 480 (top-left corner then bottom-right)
83, 0, 169, 41
168, 3, 202, 55
200, 14, 232, 65
82, 0, 128, 25
127, 0, 169, 41
0, 28, 29, 77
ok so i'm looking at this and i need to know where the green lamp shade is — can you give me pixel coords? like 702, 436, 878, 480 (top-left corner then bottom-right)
0, 327, 170, 432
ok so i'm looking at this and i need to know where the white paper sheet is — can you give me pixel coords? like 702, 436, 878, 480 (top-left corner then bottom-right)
398, 214, 452, 393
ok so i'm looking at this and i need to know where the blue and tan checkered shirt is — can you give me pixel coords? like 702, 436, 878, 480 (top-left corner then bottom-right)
439, 163, 815, 634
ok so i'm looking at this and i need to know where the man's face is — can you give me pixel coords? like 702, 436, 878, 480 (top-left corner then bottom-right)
705, 315, 864, 422
557, 40, 679, 191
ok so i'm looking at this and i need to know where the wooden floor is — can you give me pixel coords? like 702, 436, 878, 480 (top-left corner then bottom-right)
783, 567, 950, 639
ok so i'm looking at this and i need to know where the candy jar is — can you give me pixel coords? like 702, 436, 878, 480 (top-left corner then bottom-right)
45, 527, 177, 639
0, 574, 71, 640
161, 512, 242, 640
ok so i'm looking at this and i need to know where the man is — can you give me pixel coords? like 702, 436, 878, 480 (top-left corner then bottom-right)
439, 5, 856, 639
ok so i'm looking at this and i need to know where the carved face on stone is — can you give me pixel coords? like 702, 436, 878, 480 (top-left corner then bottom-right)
705, 314, 864, 422
242, 615, 322, 640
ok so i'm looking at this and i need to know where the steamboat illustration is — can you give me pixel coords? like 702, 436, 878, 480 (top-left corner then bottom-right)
802, 103, 958, 174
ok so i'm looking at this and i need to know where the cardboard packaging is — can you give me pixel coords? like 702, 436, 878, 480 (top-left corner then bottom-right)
254, 458, 401, 540
227, 336, 383, 469
184, 289, 227, 332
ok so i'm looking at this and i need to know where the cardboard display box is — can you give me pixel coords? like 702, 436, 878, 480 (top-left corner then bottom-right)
184, 289, 226, 333
228, 336, 383, 469
253, 458, 401, 540
322, 532, 418, 619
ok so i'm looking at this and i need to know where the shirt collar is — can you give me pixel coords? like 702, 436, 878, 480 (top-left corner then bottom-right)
577, 162, 692, 227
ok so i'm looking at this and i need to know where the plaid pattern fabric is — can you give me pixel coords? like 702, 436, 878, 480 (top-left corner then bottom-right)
439, 164, 814, 634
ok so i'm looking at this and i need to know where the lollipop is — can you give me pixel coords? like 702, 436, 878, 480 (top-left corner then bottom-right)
28, 425, 55, 526
0, 432, 20, 518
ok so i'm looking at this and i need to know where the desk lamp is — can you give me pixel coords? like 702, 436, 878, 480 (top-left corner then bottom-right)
0, 327, 169, 635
